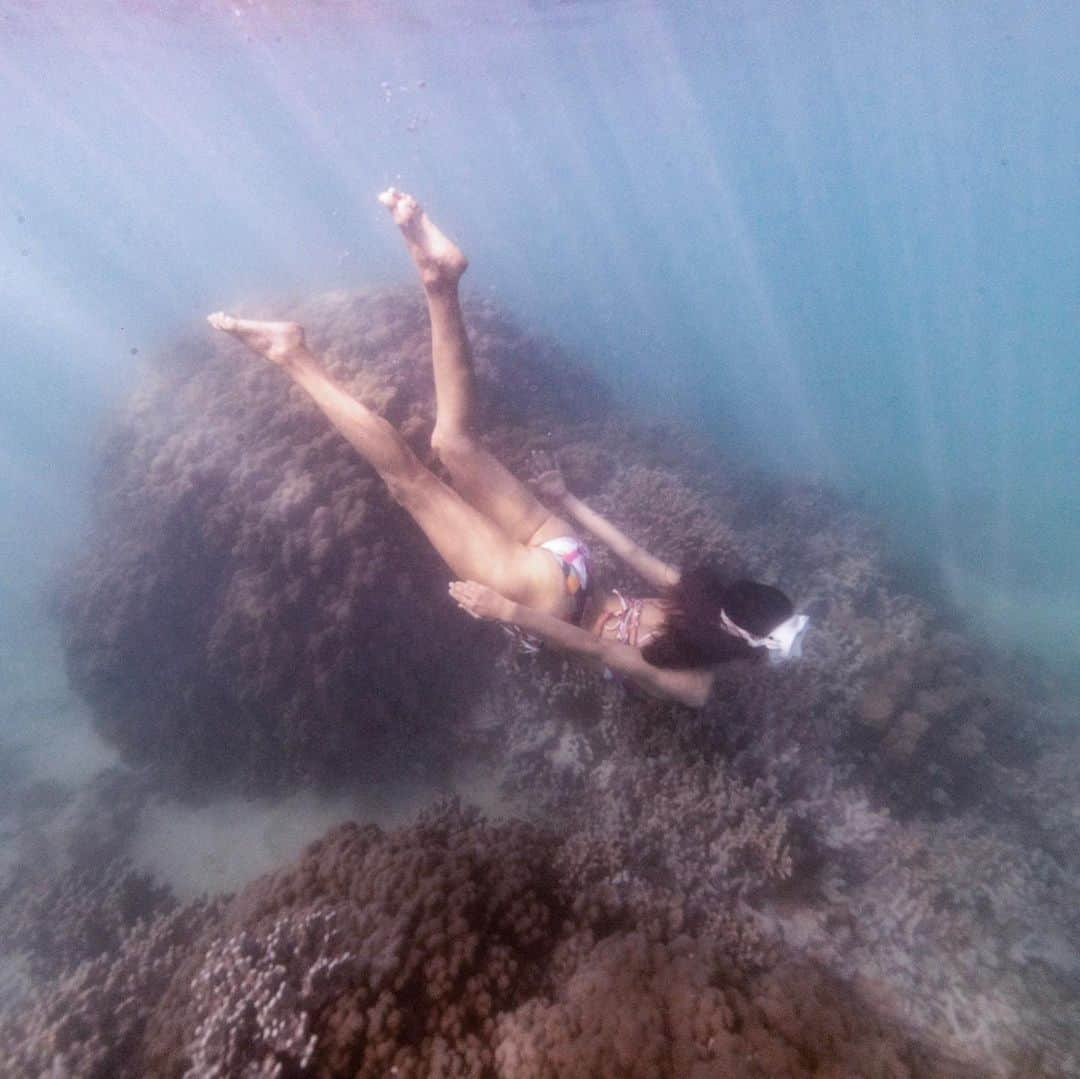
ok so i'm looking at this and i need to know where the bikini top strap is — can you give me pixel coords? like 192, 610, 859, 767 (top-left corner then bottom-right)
607, 590, 645, 646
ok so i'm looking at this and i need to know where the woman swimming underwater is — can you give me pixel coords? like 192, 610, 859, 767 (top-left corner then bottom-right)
208, 190, 808, 709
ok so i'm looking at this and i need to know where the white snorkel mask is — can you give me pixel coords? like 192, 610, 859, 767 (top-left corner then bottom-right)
719, 610, 810, 664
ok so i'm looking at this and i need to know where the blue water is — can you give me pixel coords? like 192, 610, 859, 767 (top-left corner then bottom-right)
2, 0, 1078, 664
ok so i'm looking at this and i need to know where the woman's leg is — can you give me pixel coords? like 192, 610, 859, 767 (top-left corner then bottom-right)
379, 189, 573, 546
206, 313, 563, 608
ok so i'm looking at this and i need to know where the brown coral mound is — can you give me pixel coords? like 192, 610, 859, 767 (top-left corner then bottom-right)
3, 803, 971, 1079
141, 801, 592, 1077
495, 932, 740, 1078
495, 933, 950, 1079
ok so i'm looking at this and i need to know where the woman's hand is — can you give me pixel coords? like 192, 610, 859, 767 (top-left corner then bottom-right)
449, 580, 514, 622
529, 450, 568, 502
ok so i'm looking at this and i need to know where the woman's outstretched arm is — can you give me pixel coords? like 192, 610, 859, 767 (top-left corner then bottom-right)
449, 581, 711, 708
532, 465, 679, 590
560, 492, 680, 589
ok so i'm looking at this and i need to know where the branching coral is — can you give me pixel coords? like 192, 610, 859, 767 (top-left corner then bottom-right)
184, 905, 363, 1077
494, 931, 739, 1078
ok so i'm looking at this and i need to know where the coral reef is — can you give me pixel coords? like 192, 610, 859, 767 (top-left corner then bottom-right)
2, 804, 974, 1078
754, 789, 1080, 1076
28, 284, 1079, 1076
185, 905, 362, 1077
555, 751, 792, 961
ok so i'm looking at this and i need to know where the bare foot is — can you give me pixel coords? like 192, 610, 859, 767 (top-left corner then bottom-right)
206, 312, 305, 366
378, 188, 468, 290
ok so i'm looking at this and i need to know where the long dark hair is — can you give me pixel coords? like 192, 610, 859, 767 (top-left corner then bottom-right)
641, 565, 794, 670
